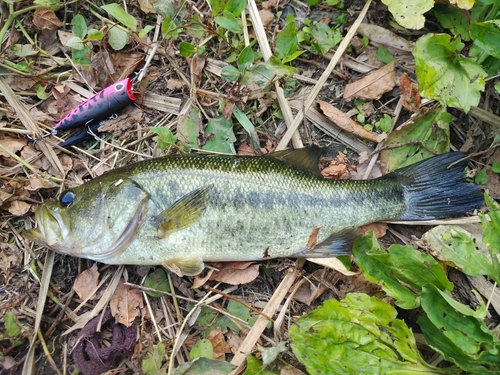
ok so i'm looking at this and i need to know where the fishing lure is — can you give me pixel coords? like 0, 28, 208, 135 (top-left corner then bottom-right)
58, 114, 117, 148
54, 78, 135, 132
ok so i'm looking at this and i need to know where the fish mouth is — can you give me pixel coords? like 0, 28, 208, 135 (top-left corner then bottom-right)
29, 205, 70, 248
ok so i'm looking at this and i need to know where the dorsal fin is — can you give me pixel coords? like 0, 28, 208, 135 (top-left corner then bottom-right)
268, 146, 324, 175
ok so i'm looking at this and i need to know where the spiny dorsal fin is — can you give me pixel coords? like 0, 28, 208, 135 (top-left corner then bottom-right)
155, 185, 212, 239
268, 146, 323, 175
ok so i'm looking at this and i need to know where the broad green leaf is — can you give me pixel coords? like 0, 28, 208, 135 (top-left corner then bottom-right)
174, 357, 235, 375
381, 0, 433, 29
139, 25, 155, 39
353, 233, 452, 309
480, 193, 500, 269
35, 84, 48, 100
221, 65, 240, 82
376, 45, 395, 64
9, 44, 38, 57
177, 107, 201, 150
214, 11, 241, 33
290, 294, 445, 375
433, 4, 470, 41
65, 36, 85, 50
413, 34, 486, 113
194, 306, 217, 327
71, 14, 87, 39
475, 169, 488, 184
189, 339, 213, 360
495, 82, 500, 94
154, 0, 186, 18
88, 29, 104, 41
419, 284, 500, 372
202, 117, 236, 154
4, 312, 20, 338
471, 20, 500, 59
152, 127, 177, 150
258, 341, 287, 367
492, 161, 500, 173
101, 3, 137, 31
310, 23, 341, 55
380, 106, 450, 172
225, 0, 247, 16
237, 45, 254, 71
107, 26, 129, 50
214, 299, 257, 334
275, 15, 299, 61
207, 0, 224, 16
423, 225, 496, 281
232, 107, 260, 152
161, 16, 183, 39
142, 343, 166, 375
243, 355, 277, 375
143, 268, 170, 297
179, 42, 196, 57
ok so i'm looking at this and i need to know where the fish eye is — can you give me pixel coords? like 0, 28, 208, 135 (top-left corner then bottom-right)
59, 190, 76, 207
114, 83, 124, 91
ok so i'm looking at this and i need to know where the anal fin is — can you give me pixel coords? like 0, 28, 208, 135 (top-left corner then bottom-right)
296, 227, 360, 257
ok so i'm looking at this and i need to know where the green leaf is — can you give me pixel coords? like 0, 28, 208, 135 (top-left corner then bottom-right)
480, 193, 500, 271
237, 45, 254, 71
4, 312, 20, 338
275, 15, 299, 61
376, 114, 393, 132
232, 107, 260, 152
221, 65, 240, 82
207, 0, 224, 16
495, 82, 500, 94
376, 45, 395, 64
310, 23, 341, 55
179, 42, 196, 57
101, 3, 137, 31
225, 0, 247, 16
214, 11, 241, 33
161, 16, 183, 40
177, 107, 201, 150
353, 233, 452, 309
71, 14, 87, 39
139, 25, 155, 39
143, 268, 170, 297
381, 0, 433, 30
202, 117, 236, 154
419, 284, 500, 373
152, 127, 177, 150
290, 294, 444, 375
492, 161, 500, 173
214, 299, 257, 334
194, 306, 217, 327
35, 84, 48, 100
258, 341, 287, 367
380, 106, 450, 172
9, 44, 38, 57
189, 339, 213, 360
475, 169, 488, 184
174, 357, 235, 375
423, 225, 497, 281
142, 343, 167, 375
65, 36, 85, 50
471, 20, 500, 59
413, 34, 486, 113
88, 29, 104, 41
107, 26, 129, 50
433, 4, 470, 41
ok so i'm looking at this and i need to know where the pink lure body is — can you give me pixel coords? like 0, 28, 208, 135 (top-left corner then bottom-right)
54, 78, 135, 131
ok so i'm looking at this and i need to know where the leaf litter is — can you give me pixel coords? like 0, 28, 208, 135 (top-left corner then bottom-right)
0, 0, 499, 374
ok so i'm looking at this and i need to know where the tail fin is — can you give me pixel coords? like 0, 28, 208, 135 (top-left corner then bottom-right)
391, 152, 484, 220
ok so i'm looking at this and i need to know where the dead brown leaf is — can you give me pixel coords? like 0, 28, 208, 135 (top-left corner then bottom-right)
318, 100, 382, 143
344, 61, 396, 101
8, 200, 30, 216
166, 79, 183, 91
73, 264, 100, 300
138, 0, 156, 13
110, 280, 144, 326
360, 222, 388, 238
306, 226, 322, 249
0, 243, 20, 274
205, 262, 260, 285
259, 10, 274, 28
293, 269, 336, 305
0, 136, 27, 158
32, 9, 63, 30
227, 331, 244, 355
98, 106, 144, 136
25, 176, 54, 191
206, 326, 231, 361
399, 72, 421, 112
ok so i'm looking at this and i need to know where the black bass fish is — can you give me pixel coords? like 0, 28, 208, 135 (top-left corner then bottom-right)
29, 148, 483, 276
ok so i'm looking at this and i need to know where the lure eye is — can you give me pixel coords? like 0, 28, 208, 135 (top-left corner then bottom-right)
114, 83, 124, 91
59, 190, 76, 207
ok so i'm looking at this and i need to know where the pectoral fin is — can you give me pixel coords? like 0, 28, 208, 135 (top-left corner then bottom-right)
164, 257, 205, 276
155, 185, 212, 239
295, 227, 360, 257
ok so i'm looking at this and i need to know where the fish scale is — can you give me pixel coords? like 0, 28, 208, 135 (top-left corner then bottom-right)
29, 148, 483, 276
